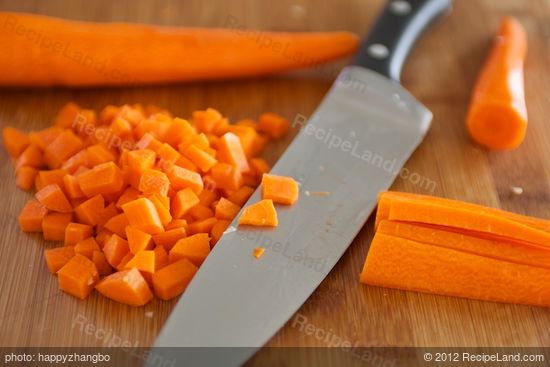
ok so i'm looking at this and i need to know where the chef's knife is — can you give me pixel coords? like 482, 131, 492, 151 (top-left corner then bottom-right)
147, 0, 451, 365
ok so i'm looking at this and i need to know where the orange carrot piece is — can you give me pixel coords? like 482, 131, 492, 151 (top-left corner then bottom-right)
360, 232, 550, 308
104, 213, 129, 238
148, 194, 172, 227
35, 184, 72, 213
61, 150, 89, 174
466, 17, 528, 150
153, 227, 187, 251
238, 199, 278, 227
139, 169, 170, 197
86, 143, 117, 166
44, 130, 84, 169
74, 237, 101, 259
44, 246, 75, 273
96, 202, 119, 227
187, 217, 218, 235
152, 258, 197, 301
166, 165, 203, 194
95, 228, 113, 248
135, 133, 162, 151
74, 194, 104, 226
103, 234, 130, 268
77, 161, 125, 197
385, 196, 550, 248
29, 126, 63, 151
57, 254, 99, 299
127, 149, 156, 172
157, 143, 181, 167
249, 158, 270, 177
215, 198, 240, 220
95, 268, 153, 306
162, 118, 194, 148
124, 250, 156, 274
92, 250, 113, 276
253, 247, 265, 259
126, 226, 153, 254
226, 185, 254, 206
378, 220, 550, 270
217, 132, 250, 173
121, 198, 164, 235
171, 188, 200, 219
262, 173, 299, 205
64, 222, 93, 246
55, 102, 80, 128
110, 117, 132, 137
210, 219, 230, 245
15, 144, 44, 169
116, 187, 141, 208
63, 174, 85, 199
38, 169, 67, 190
3, 127, 30, 159
182, 144, 217, 172
188, 204, 214, 221
42, 212, 72, 241
169, 233, 210, 266
257, 113, 289, 139
116, 252, 135, 271
19, 199, 48, 232
227, 125, 259, 157
211, 162, 242, 191
153, 245, 169, 271
198, 189, 219, 207
15, 166, 38, 191
166, 219, 188, 231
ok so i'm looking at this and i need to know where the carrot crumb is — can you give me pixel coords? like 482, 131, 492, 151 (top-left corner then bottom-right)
253, 247, 265, 259
305, 191, 330, 197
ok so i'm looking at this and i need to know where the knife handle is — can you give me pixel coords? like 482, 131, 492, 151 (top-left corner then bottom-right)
354, 0, 452, 82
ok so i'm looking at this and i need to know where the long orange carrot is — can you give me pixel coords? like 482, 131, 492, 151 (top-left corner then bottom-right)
360, 233, 550, 308
466, 17, 528, 150
0, 12, 359, 87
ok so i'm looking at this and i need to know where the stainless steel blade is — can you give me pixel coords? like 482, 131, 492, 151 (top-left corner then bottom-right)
147, 65, 432, 366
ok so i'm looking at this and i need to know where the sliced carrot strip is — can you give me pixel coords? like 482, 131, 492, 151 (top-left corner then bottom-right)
96, 268, 153, 306
238, 199, 278, 227
152, 258, 197, 301
57, 254, 99, 299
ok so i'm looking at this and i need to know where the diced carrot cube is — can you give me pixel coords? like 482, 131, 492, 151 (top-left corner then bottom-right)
42, 212, 73, 241
95, 268, 152, 306
61, 150, 89, 174
257, 112, 290, 138
124, 250, 156, 274
211, 219, 230, 246
55, 102, 80, 128
3, 127, 30, 159
116, 187, 140, 208
104, 213, 129, 238
35, 184, 72, 213
63, 174, 85, 199
15, 166, 38, 191
19, 200, 48, 232
44, 130, 84, 169
74, 237, 101, 259
249, 158, 270, 177
192, 108, 223, 134
148, 194, 172, 226
262, 173, 299, 205
169, 233, 210, 266
211, 162, 242, 191
238, 199, 278, 227
92, 250, 113, 276
227, 186, 254, 207
29, 126, 63, 151
187, 217, 218, 235
57, 254, 99, 299
96, 202, 119, 227
165, 219, 188, 231
77, 161, 125, 197
153, 227, 187, 251
64, 222, 93, 246
74, 194, 104, 226
103, 234, 130, 268
127, 149, 156, 172
15, 144, 44, 169
166, 165, 203, 194
152, 258, 197, 300
189, 204, 214, 221
121, 198, 164, 235
86, 143, 117, 166
139, 169, 170, 197
44, 246, 75, 273
126, 226, 153, 254
182, 144, 217, 172
217, 132, 250, 173
170, 188, 200, 219
215, 198, 241, 221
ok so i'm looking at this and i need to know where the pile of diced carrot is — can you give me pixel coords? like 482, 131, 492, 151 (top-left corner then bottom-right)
3, 102, 292, 306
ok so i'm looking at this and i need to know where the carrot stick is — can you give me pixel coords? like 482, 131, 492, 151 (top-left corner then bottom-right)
0, 12, 359, 87
378, 220, 550, 269
360, 233, 550, 308
466, 17, 528, 150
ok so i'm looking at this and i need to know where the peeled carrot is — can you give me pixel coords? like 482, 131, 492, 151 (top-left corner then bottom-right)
152, 258, 198, 301
261, 174, 299, 205
122, 198, 164, 235
64, 222, 93, 246
104, 213, 130, 238
466, 17, 528, 150
57, 254, 99, 299
74, 237, 101, 259
15, 166, 38, 191
0, 12, 359, 87
77, 161, 125, 197
42, 213, 72, 241
360, 233, 550, 308
238, 199, 278, 227
3, 127, 29, 159
171, 188, 200, 219
96, 268, 153, 306
153, 228, 187, 251
126, 226, 153, 254
35, 184, 72, 213
103, 234, 130, 268
257, 113, 290, 139
214, 198, 241, 221
253, 247, 265, 259
217, 133, 250, 173
19, 200, 48, 232
169, 233, 210, 266
44, 246, 75, 273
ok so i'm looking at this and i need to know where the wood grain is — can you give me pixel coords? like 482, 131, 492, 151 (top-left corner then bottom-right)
1, 0, 550, 364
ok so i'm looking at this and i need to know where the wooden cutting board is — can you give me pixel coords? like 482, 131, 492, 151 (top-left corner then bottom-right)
2, 0, 550, 364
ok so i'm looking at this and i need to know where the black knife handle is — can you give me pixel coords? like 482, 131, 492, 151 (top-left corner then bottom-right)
354, 0, 452, 82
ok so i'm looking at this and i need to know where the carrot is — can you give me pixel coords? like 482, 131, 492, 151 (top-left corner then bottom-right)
217, 133, 250, 173
97, 202, 119, 227
62, 174, 85, 199
152, 258, 198, 301
64, 222, 93, 246
15, 144, 43, 169
147, 194, 172, 227
77, 161, 125, 197
466, 17, 528, 150
261, 174, 299, 205
166, 165, 203, 194
74, 194, 104, 226
188, 204, 214, 221
0, 12, 359, 87
92, 250, 113, 276
103, 234, 130, 268
44, 130, 84, 169
378, 220, 550, 270
360, 232, 550, 308
19, 200, 48, 232
3, 127, 30, 159
211, 162, 242, 191
249, 158, 271, 177
57, 254, 99, 299
74, 237, 101, 259
95, 229, 113, 248
124, 250, 156, 275
257, 113, 290, 139
187, 217, 217, 235
153, 228, 187, 250
166, 219, 188, 231
153, 245, 169, 271
116, 187, 141, 208
95, 268, 153, 306
182, 145, 217, 172
211, 219, 230, 246
214, 198, 241, 221
171, 188, 200, 219
61, 150, 89, 174
198, 189, 219, 207
126, 226, 153, 254
157, 143, 181, 167
169, 233, 211, 266
116, 252, 135, 271
29, 126, 63, 151
44, 246, 75, 273
15, 166, 37, 191
35, 184, 72, 213
253, 247, 265, 259
238, 199, 278, 227
86, 144, 117, 166
127, 149, 156, 172
376, 191, 550, 233
42, 213, 72, 241
104, 213, 130, 238
385, 195, 550, 247
121, 198, 164, 235
227, 186, 255, 206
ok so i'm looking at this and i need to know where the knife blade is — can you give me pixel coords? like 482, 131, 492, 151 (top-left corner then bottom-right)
147, 0, 451, 365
